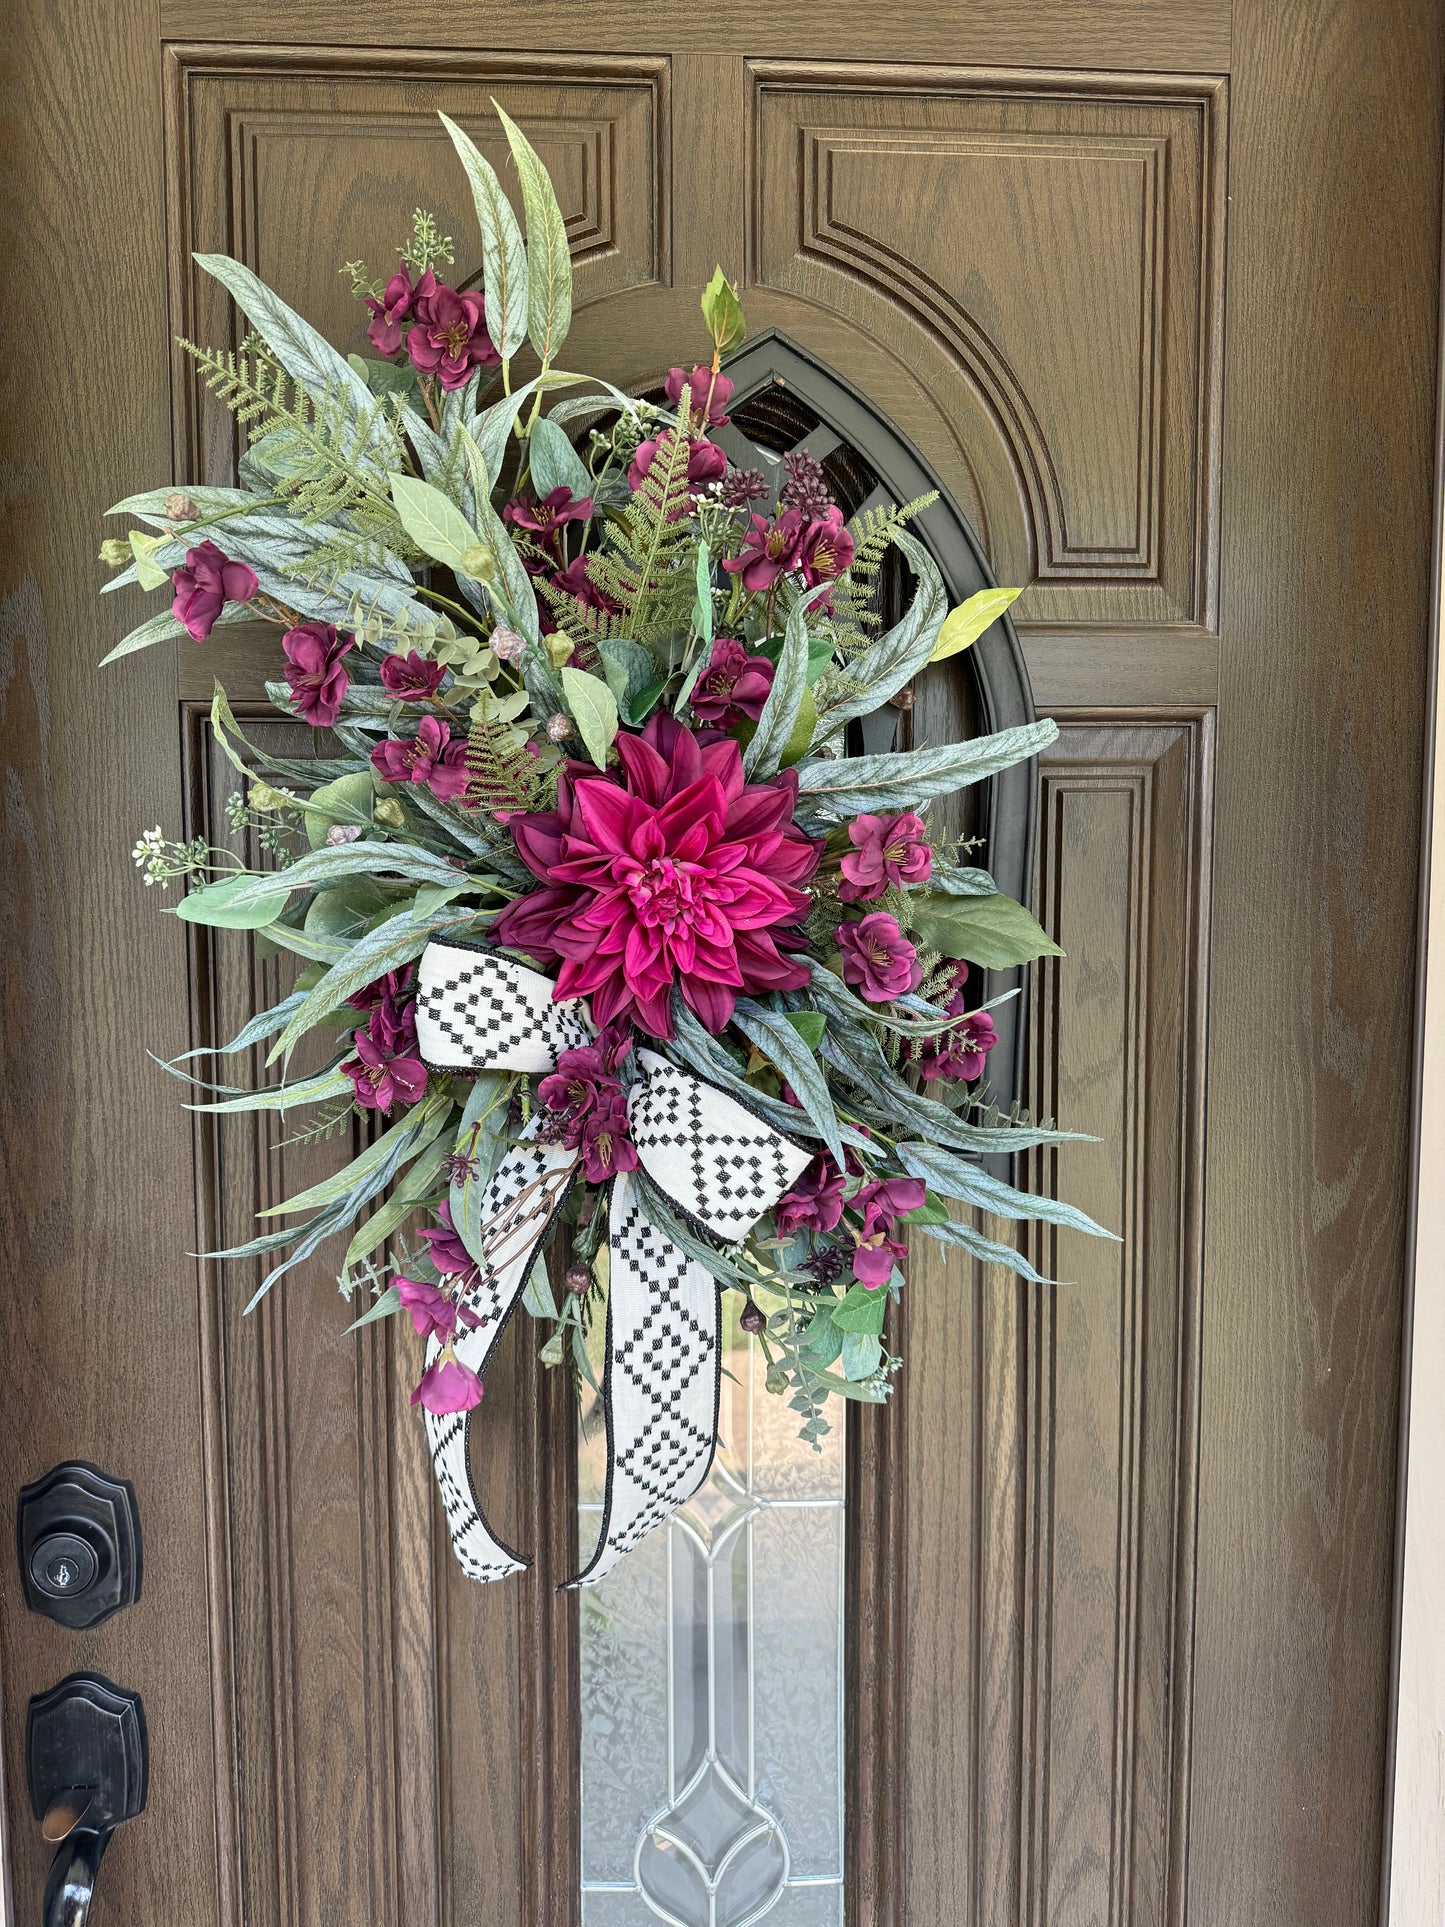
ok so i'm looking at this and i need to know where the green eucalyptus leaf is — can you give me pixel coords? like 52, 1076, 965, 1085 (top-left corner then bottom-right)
560, 665, 619, 769
597, 637, 657, 714
832, 1283, 888, 1335
174, 873, 290, 930
304, 877, 389, 941
494, 99, 573, 363
906, 890, 1063, 968
342, 1132, 451, 1269
840, 1331, 884, 1380
346, 1285, 403, 1332
437, 110, 530, 361
305, 771, 376, 848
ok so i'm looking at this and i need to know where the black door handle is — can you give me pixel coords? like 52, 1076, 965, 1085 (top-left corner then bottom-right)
27, 1674, 147, 1926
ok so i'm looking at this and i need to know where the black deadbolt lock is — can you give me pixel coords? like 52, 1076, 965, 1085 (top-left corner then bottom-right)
17, 1463, 141, 1630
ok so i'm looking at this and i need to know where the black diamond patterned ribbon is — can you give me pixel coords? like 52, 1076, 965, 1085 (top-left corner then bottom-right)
414, 940, 811, 1587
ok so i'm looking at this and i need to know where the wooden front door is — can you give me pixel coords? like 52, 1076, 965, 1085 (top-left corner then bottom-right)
3, 4, 1440, 1923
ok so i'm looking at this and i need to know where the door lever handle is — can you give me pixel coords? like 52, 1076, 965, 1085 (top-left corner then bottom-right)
42, 1826, 109, 1927
27, 1675, 146, 1927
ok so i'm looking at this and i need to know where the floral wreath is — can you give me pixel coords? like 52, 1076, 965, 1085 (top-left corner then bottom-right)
104, 106, 1113, 1585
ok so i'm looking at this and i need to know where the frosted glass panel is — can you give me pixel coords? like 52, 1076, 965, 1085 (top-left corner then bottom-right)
579, 1307, 845, 1927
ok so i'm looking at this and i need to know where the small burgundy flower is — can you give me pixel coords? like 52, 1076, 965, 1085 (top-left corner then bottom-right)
394, 1275, 466, 1342
552, 555, 620, 615
690, 637, 775, 731
838, 812, 933, 903
849, 1175, 926, 1288
366, 990, 417, 1057
411, 1356, 484, 1415
380, 650, 446, 700
538, 1027, 634, 1132
837, 912, 922, 1002
918, 996, 998, 1082
628, 431, 727, 495
665, 364, 733, 427
371, 713, 471, 803
282, 621, 354, 727
796, 506, 855, 586
504, 487, 594, 540
171, 540, 258, 641
365, 267, 428, 357
774, 1151, 848, 1237
348, 968, 414, 1013
418, 1201, 481, 1287
406, 282, 500, 389
343, 1030, 428, 1113
723, 510, 806, 594
579, 1092, 640, 1184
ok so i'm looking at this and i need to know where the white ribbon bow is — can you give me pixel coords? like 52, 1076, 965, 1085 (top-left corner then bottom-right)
412, 939, 811, 1588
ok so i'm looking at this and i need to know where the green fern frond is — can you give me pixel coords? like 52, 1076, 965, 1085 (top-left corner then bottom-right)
179, 341, 407, 533
833, 490, 940, 642
582, 403, 698, 642
465, 711, 557, 814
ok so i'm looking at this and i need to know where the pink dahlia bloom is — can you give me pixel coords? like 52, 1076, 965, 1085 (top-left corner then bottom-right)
489, 714, 820, 1037
838, 811, 933, 902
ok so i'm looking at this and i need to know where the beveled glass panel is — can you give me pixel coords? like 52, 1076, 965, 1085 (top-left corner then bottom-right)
579, 1302, 845, 1926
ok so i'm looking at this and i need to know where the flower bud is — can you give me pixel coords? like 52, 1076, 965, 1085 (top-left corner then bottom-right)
164, 492, 196, 522
765, 1363, 789, 1397
491, 626, 525, 662
249, 781, 288, 811
539, 1331, 566, 1368
326, 823, 363, 845
544, 634, 575, 668
374, 796, 406, 829
564, 1261, 592, 1297
458, 544, 495, 583
98, 538, 131, 567
740, 1299, 766, 1335
546, 712, 573, 743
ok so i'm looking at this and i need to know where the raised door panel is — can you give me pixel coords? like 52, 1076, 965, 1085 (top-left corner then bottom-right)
746, 66, 1226, 643
165, 48, 671, 482
902, 709, 1212, 1924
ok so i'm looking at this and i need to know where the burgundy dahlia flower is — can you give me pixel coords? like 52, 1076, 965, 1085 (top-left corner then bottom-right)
489, 714, 820, 1037
366, 267, 425, 357
411, 1356, 483, 1415
723, 509, 806, 594
690, 637, 775, 731
371, 713, 471, 803
837, 912, 922, 1002
406, 282, 500, 389
171, 539, 258, 641
380, 649, 446, 700
838, 811, 933, 902
665, 364, 733, 427
282, 621, 354, 727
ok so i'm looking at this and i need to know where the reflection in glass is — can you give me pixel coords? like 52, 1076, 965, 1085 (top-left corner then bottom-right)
579, 1302, 846, 1926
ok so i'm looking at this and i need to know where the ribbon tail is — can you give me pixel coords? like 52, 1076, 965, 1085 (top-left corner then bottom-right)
425, 1127, 577, 1584
563, 1170, 721, 1589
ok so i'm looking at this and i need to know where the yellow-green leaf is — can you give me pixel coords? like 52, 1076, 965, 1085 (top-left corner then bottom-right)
388, 471, 481, 573
560, 665, 618, 770
929, 586, 1022, 664
493, 99, 573, 364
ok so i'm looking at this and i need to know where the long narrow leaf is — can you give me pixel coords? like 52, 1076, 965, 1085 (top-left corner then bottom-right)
897, 1140, 1119, 1239
730, 998, 845, 1171
744, 582, 831, 779
813, 532, 947, 732
494, 101, 573, 363
795, 718, 1059, 818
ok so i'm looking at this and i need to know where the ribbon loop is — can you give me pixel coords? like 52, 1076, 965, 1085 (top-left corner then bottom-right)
416, 938, 591, 1073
